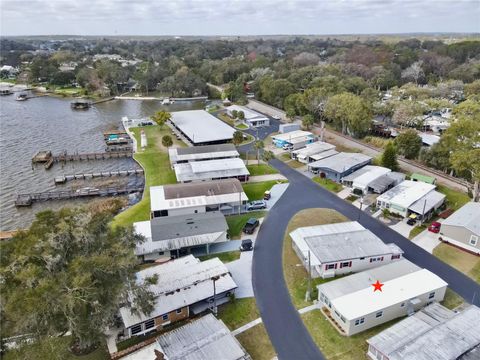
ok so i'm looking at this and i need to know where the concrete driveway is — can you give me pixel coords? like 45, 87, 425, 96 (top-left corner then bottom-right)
390, 220, 414, 238
266, 183, 289, 210
412, 220, 444, 253
227, 251, 254, 298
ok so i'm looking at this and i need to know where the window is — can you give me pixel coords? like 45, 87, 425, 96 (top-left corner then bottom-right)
470, 235, 478, 246
144, 319, 155, 329
428, 292, 435, 299
176, 308, 182, 314
370, 257, 384, 263
400, 302, 405, 307
130, 324, 142, 335
340, 261, 352, 268
158, 251, 164, 256
360, 257, 365, 260
162, 314, 169, 321
375, 311, 383, 318
340, 316, 346, 323
391, 254, 401, 260
354, 318, 365, 326
326, 264, 336, 270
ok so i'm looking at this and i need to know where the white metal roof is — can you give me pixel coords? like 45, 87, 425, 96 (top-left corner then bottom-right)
169, 144, 239, 164
408, 190, 446, 215
292, 142, 336, 158
226, 105, 268, 122
170, 110, 235, 144
156, 314, 250, 360
442, 202, 480, 235
377, 180, 436, 209
150, 180, 247, 212
308, 152, 372, 173
271, 130, 314, 142
290, 221, 402, 264
120, 256, 237, 328
308, 149, 339, 162
174, 158, 249, 182
342, 166, 391, 189
420, 133, 441, 146
368, 304, 480, 360
327, 268, 447, 320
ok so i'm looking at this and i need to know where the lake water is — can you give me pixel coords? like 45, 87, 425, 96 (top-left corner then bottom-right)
0, 93, 204, 231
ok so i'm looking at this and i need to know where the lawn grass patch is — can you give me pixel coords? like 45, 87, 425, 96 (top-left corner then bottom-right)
243, 180, 285, 200
236, 324, 276, 360
287, 160, 305, 168
217, 298, 260, 330
217, 112, 235, 126
279, 153, 291, 162
246, 164, 279, 176
433, 243, 480, 283
235, 123, 249, 130
226, 211, 266, 239
436, 184, 470, 211
312, 177, 343, 193
283, 208, 348, 309
111, 126, 182, 228
199, 251, 240, 263
441, 288, 464, 310
345, 195, 358, 202
408, 224, 427, 239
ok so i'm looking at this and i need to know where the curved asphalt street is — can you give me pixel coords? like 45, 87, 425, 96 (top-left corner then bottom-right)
252, 159, 480, 360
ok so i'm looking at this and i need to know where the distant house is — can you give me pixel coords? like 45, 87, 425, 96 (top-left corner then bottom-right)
279, 123, 300, 133
120, 314, 251, 360
271, 130, 315, 149
168, 144, 239, 167
440, 202, 480, 255
341, 166, 405, 195
170, 110, 235, 146
150, 179, 248, 219
367, 303, 480, 360
291, 141, 336, 164
410, 173, 436, 185
173, 157, 250, 183
376, 180, 445, 220
119, 255, 237, 339
419, 133, 440, 147
134, 212, 229, 261
317, 259, 448, 336
307, 152, 372, 182
0, 65, 19, 78
225, 105, 270, 127
290, 221, 403, 278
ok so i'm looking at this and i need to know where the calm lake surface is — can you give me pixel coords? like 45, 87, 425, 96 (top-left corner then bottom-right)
0, 93, 204, 231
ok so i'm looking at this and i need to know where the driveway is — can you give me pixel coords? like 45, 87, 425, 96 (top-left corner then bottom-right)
227, 251, 254, 298
266, 183, 289, 210
390, 220, 414, 238
412, 226, 442, 254
253, 158, 480, 360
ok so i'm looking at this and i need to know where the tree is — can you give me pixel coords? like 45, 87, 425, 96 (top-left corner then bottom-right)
237, 111, 245, 120
262, 150, 275, 163
391, 101, 424, 127
162, 135, 173, 148
232, 131, 244, 146
302, 114, 314, 130
394, 129, 422, 159
231, 109, 238, 119
0, 206, 154, 354
324, 92, 372, 137
254, 140, 265, 163
381, 141, 399, 171
151, 110, 171, 129
401, 61, 424, 84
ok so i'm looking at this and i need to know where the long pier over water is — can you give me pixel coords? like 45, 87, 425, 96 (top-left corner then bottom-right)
32, 150, 133, 169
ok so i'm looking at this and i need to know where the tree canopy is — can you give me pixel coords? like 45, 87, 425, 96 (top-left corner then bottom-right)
394, 129, 423, 159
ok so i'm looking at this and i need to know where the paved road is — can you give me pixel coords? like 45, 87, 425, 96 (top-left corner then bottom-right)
252, 158, 480, 360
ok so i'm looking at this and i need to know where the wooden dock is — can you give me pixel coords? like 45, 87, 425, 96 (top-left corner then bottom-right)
54, 169, 144, 184
32, 150, 133, 169
15, 184, 144, 207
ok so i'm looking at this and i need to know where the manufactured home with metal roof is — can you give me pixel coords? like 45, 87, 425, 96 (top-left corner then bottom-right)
290, 221, 403, 278
168, 144, 239, 167
341, 166, 405, 195
225, 105, 270, 128
440, 202, 480, 255
317, 259, 448, 336
119, 256, 237, 339
270, 130, 315, 148
291, 141, 336, 164
307, 152, 372, 182
174, 157, 250, 183
367, 303, 480, 360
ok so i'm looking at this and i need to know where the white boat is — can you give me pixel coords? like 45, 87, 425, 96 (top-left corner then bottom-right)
161, 98, 175, 105
16, 93, 28, 101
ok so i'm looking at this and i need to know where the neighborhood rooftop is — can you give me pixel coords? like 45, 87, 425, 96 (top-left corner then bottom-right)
308, 152, 372, 172
122, 314, 250, 360
168, 144, 239, 163
226, 104, 268, 121
441, 202, 480, 235
119, 255, 237, 328
292, 141, 336, 157
174, 157, 249, 182
150, 179, 247, 212
341, 166, 391, 188
271, 130, 314, 141
367, 303, 480, 360
290, 221, 403, 264
170, 110, 235, 144
377, 180, 437, 208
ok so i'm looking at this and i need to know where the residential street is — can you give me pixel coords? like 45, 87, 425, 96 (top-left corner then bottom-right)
252, 158, 480, 360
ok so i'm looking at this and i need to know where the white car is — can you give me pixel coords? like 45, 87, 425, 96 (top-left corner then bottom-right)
272, 115, 281, 120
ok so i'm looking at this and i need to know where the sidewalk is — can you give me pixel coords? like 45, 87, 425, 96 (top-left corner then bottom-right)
248, 174, 287, 182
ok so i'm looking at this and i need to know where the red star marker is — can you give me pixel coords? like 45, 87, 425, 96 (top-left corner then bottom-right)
372, 280, 384, 292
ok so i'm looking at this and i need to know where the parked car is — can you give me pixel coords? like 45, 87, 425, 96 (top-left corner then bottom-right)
428, 221, 441, 233
247, 200, 267, 211
263, 190, 271, 200
240, 239, 253, 251
243, 218, 260, 234
407, 218, 416, 226
282, 144, 293, 150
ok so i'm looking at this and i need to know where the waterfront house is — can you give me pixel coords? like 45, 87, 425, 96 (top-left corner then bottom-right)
168, 144, 239, 167
225, 104, 270, 127
173, 157, 250, 183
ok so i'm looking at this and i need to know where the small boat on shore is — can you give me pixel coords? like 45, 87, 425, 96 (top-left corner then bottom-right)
16, 93, 28, 101
161, 97, 175, 105
0, 89, 13, 96
71, 100, 91, 110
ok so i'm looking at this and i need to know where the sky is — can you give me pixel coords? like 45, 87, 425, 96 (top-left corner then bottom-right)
1, 0, 479, 36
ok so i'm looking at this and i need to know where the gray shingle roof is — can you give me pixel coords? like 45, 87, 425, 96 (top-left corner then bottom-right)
442, 202, 480, 235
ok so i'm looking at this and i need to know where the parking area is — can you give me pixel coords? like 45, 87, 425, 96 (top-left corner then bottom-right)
411, 220, 443, 253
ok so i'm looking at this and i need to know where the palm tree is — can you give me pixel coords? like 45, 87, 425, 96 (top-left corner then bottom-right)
254, 140, 265, 165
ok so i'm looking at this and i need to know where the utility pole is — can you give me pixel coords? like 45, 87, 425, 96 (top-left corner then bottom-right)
421, 198, 427, 224
357, 195, 364, 221
212, 275, 220, 316
306, 250, 312, 302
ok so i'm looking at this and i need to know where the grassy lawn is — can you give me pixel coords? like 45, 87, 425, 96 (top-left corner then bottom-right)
240, 133, 255, 145
236, 123, 249, 130
243, 180, 286, 200
111, 126, 183, 228
199, 251, 240, 263
279, 153, 291, 162
288, 159, 305, 168
433, 243, 480, 283
436, 184, 470, 211
217, 298, 260, 330
236, 324, 276, 360
246, 164, 279, 176
441, 288, 464, 310
312, 177, 343, 193
409, 224, 427, 239
217, 112, 235, 126
3, 336, 109, 360
283, 208, 348, 309
226, 211, 266, 239
302, 310, 400, 360
345, 195, 358, 202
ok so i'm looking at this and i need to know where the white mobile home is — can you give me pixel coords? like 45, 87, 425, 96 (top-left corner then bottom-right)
291, 141, 336, 164
439, 202, 480, 255
226, 105, 270, 127
367, 303, 480, 360
376, 180, 445, 219
119, 256, 237, 339
174, 157, 250, 183
307, 152, 372, 182
317, 260, 448, 336
341, 166, 405, 195
271, 130, 315, 149
168, 144, 239, 167
291, 221, 403, 278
